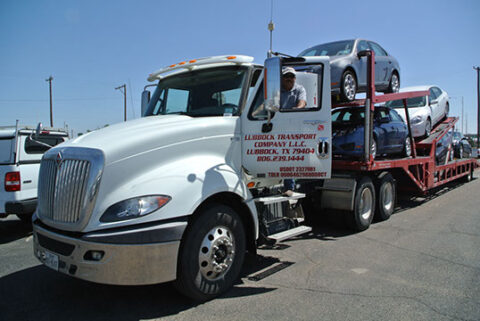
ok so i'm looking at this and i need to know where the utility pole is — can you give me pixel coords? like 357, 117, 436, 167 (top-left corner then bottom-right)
46, 76, 53, 127
474, 66, 480, 147
115, 84, 127, 121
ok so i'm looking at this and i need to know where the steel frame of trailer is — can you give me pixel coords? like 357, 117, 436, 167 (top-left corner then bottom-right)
331, 50, 479, 195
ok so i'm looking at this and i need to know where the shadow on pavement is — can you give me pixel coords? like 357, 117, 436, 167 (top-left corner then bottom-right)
0, 218, 32, 244
0, 253, 276, 321
292, 175, 474, 242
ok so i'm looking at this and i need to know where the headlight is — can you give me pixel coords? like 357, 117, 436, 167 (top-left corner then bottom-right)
410, 116, 423, 124
100, 195, 171, 222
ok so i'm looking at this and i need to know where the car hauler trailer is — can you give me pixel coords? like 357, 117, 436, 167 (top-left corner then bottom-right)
302, 50, 479, 231
31, 52, 478, 301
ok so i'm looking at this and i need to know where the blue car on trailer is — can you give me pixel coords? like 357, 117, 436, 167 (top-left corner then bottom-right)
332, 106, 411, 159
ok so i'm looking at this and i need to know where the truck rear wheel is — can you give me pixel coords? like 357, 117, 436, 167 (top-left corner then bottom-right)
375, 173, 396, 221
348, 176, 375, 231
174, 204, 245, 301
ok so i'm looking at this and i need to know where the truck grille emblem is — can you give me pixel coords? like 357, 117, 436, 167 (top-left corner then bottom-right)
56, 152, 63, 168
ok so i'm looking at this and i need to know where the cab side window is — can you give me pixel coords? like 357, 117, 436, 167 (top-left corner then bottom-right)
249, 82, 267, 119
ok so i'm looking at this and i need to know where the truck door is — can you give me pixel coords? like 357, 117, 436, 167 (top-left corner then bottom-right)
241, 57, 332, 180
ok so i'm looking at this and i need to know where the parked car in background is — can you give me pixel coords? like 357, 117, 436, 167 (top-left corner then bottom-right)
452, 131, 472, 158
299, 39, 400, 102
385, 85, 450, 137
332, 106, 410, 159
0, 124, 68, 222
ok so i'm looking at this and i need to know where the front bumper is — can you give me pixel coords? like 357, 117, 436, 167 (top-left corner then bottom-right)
33, 218, 187, 285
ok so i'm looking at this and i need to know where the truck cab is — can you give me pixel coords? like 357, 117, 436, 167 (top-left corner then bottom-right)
32, 55, 331, 301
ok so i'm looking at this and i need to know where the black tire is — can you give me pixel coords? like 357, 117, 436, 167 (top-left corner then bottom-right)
463, 168, 474, 182
340, 70, 357, 102
375, 173, 396, 221
386, 72, 400, 93
347, 176, 375, 231
424, 118, 431, 137
444, 102, 449, 119
174, 204, 245, 301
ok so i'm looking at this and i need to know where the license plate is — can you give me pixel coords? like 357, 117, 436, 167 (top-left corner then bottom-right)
44, 251, 59, 271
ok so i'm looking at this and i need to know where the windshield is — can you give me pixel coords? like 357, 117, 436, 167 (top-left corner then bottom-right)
385, 96, 426, 108
145, 66, 248, 117
453, 132, 462, 140
332, 108, 365, 125
299, 40, 355, 57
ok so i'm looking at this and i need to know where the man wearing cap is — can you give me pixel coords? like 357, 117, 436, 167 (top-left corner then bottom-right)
280, 67, 307, 109
280, 67, 306, 195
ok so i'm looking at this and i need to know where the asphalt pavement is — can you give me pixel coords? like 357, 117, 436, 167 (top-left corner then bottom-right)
1, 174, 479, 321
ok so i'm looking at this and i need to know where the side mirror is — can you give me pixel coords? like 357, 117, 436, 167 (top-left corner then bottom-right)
429, 99, 438, 105
141, 90, 151, 117
35, 122, 43, 140
357, 50, 371, 59
264, 57, 282, 113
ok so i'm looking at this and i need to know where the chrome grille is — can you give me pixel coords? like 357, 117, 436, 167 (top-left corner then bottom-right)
38, 159, 90, 223
37, 147, 104, 230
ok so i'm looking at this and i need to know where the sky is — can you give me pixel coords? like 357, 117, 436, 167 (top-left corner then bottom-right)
1, 0, 480, 136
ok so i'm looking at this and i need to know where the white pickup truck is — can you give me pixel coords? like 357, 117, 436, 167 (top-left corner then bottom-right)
0, 125, 68, 222
32, 55, 332, 301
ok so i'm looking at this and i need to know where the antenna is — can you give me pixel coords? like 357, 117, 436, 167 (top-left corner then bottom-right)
268, 0, 275, 57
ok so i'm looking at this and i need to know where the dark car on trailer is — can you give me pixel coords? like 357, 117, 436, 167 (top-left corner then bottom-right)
452, 131, 472, 159
332, 106, 411, 159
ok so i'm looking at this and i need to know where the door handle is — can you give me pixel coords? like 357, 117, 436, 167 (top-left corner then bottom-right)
262, 122, 273, 133
318, 141, 329, 155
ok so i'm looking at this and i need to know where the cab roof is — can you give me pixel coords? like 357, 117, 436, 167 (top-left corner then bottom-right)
147, 55, 257, 82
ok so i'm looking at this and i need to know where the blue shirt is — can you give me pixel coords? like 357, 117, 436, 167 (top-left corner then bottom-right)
280, 83, 307, 109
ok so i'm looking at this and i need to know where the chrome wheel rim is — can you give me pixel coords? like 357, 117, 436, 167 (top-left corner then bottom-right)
459, 147, 463, 159
344, 74, 356, 101
359, 188, 373, 220
382, 183, 393, 212
405, 138, 411, 156
391, 74, 400, 93
198, 226, 235, 281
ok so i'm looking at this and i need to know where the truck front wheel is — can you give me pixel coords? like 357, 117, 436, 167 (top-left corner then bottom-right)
175, 204, 246, 301
348, 176, 375, 231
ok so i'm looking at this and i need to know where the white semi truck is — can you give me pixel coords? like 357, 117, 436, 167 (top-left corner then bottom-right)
32, 55, 332, 300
